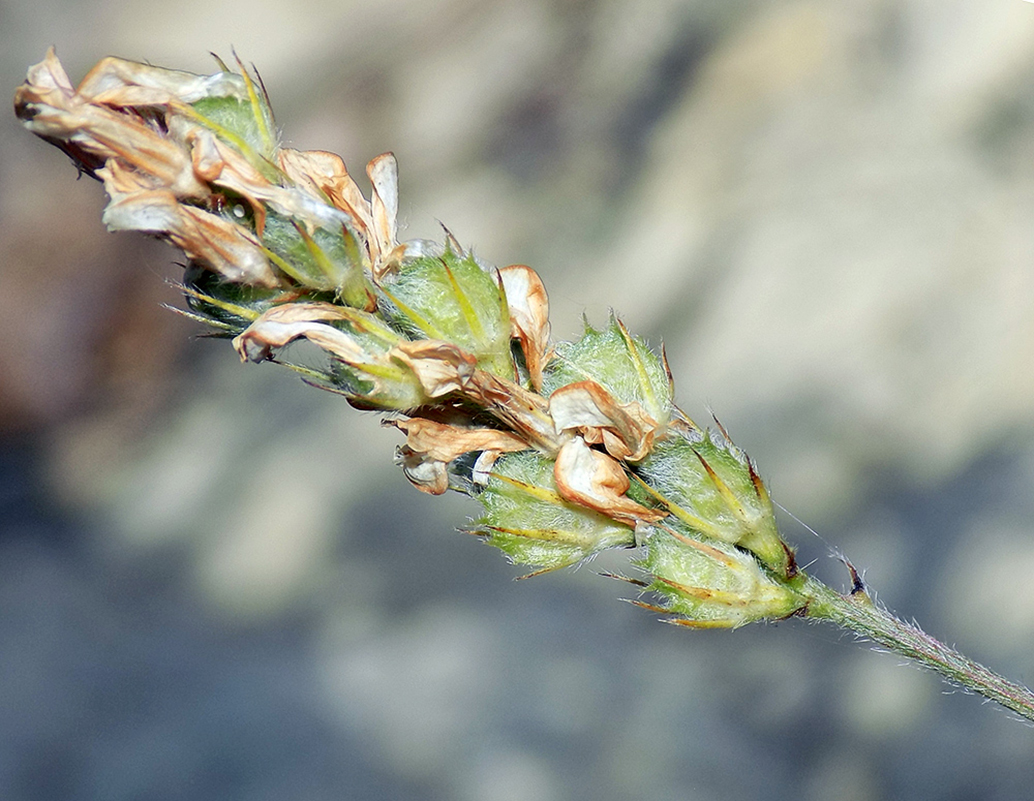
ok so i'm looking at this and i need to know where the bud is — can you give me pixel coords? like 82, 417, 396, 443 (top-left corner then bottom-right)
543, 315, 673, 431
472, 450, 636, 574
633, 522, 804, 628
633, 428, 796, 577
379, 244, 515, 381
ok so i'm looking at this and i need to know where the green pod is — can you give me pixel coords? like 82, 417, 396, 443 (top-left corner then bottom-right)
634, 521, 804, 628
543, 315, 672, 426
378, 248, 515, 380
473, 450, 636, 573
633, 430, 795, 577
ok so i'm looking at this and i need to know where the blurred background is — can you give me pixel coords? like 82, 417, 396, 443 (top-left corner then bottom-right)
4, 1, 1034, 799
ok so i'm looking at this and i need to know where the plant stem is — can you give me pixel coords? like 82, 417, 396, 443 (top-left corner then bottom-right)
801, 576, 1034, 722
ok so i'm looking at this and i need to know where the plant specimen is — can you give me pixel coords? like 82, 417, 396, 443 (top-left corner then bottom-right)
14, 48, 1034, 722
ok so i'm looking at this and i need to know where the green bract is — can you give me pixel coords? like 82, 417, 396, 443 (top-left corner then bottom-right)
633, 430, 794, 577
380, 248, 514, 380
474, 450, 636, 572
543, 316, 672, 427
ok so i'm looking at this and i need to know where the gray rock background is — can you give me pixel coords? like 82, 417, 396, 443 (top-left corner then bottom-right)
3, 1, 1034, 799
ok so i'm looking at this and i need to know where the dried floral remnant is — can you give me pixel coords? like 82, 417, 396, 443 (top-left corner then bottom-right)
554, 436, 666, 527
389, 417, 528, 495
499, 264, 551, 391
98, 162, 278, 287
14, 49, 209, 197
549, 380, 660, 462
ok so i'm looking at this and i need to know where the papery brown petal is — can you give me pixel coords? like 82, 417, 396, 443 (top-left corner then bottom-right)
389, 417, 528, 494
187, 130, 349, 234
390, 418, 528, 463
14, 50, 212, 197
391, 340, 477, 398
396, 449, 450, 495
232, 302, 363, 362
549, 380, 658, 462
389, 342, 564, 455
367, 152, 399, 278
23, 47, 74, 94
499, 265, 551, 392
554, 437, 665, 526
15, 72, 207, 197
467, 371, 564, 456
278, 148, 374, 235
239, 300, 349, 324
97, 162, 276, 287
75, 55, 248, 106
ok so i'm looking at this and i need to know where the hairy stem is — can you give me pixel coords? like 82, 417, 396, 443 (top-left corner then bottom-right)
801, 576, 1034, 721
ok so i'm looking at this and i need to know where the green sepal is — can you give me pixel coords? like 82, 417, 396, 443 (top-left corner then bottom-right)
473, 450, 636, 572
634, 521, 804, 628
189, 60, 277, 164
379, 247, 515, 380
260, 211, 373, 305
543, 315, 671, 425
322, 308, 429, 410
632, 429, 795, 577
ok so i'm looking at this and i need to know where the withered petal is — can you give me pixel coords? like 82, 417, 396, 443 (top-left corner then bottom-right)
549, 380, 659, 462
278, 148, 374, 235
554, 437, 665, 526
390, 418, 528, 463
391, 340, 477, 398
466, 370, 564, 456
396, 447, 450, 495
97, 162, 276, 287
24, 47, 73, 94
75, 55, 249, 106
232, 302, 364, 362
499, 265, 551, 392
188, 130, 348, 232
366, 152, 399, 278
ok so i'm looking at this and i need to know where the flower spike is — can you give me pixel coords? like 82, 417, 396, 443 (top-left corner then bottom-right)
17, 49, 1034, 723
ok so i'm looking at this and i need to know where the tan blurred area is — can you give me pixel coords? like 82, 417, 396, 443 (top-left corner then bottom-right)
4, 2, 1034, 800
